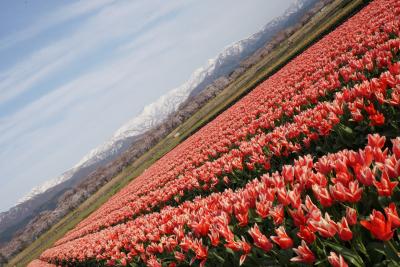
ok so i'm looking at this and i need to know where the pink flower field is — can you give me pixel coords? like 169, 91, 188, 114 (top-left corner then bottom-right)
29, 0, 400, 266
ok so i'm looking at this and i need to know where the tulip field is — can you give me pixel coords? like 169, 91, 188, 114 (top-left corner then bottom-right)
29, 0, 400, 266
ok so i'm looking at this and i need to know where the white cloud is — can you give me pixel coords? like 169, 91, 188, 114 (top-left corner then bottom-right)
0, 0, 118, 50
0, 0, 187, 106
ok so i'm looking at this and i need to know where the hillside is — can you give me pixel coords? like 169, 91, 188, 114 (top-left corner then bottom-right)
28, 0, 400, 265
4, 0, 369, 265
0, 0, 319, 245
0, 0, 324, 258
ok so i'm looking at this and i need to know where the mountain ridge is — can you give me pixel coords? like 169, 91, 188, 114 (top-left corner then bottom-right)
16, 0, 315, 207
0, 0, 317, 237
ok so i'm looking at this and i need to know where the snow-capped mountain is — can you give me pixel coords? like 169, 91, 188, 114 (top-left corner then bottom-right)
74, 66, 213, 169
12, 0, 315, 207
1, 0, 318, 241
16, 170, 75, 205
75, 0, 314, 170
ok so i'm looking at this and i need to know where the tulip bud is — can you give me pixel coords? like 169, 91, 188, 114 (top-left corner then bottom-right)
392, 137, 400, 159
328, 252, 349, 267
337, 218, 353, 241
346, 207, 357, 225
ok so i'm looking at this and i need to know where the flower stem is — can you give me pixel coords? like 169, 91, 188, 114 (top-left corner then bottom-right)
386, 240, 400, 262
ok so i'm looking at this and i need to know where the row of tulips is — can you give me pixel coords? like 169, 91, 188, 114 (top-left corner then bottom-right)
57, 32, 398, 250
63, 0, 400, 239
38, 134, 400, 267
56, 57, 400, 246
30, 1, 400, 266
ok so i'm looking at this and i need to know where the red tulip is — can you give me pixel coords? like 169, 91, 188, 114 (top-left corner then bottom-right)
217, 222, 234, 242
315, 156, 332, 174
297, 225, 316, 244
311, 213, 338, 238
288, 207, 307, 226
312, 185, 333, 207
368, 134, 386, 149
226, 237, 252, 266
237, 237, 252, 266
360, 209, 394, 241
333, 159, 349, 176
361, 145, 374, 167
270, 205, 285, 225
384, 202, 400, 228
225, 239, 242, 252
357, 166, 375, 186
208, 228, 220, 247
329, 182, 348, 202
384, 155, 400, 179
277, 187, 291, 206
255, 198, 272, 219
191, 239, 208, 267
147, 256, 162, 267
174, 251, 185, 262
351, 109, 364, 122
328, 252, 348, 267
373, 170, 398, 196
392, 137, 400, 159
337, 218, 353, 241
345, 180, 363, 203
234, 200, 249, 227
282, 165, 294, 182
291, 240, 316, 264
303, 196, 322, 222
191, 218, 210, 237
288, 187, 302, 209
389, 62, 400, 75
345, 207, 357, 226
248, 224, 273, 252
271, 226, 293, 249
369, 112, 385, 126
389, 87, 400, 106
364, 103, 376, 115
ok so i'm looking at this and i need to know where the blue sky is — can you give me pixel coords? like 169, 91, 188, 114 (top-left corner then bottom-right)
0, 0, 293, 212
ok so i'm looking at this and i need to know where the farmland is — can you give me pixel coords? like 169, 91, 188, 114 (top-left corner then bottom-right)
12, 0, 400, 266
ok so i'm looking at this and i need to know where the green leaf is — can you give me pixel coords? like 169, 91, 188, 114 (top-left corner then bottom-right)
276, 248, 293, 265
341, 124, 354, 135
212, 252, 225, 263
315, 258, 328, 266
354, 235, 369, 260
254, 217, 262, 223
384, 241, 400, 263
225, 247, 235, 256
323, 240, 364, 267
367, 242, 386, 257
